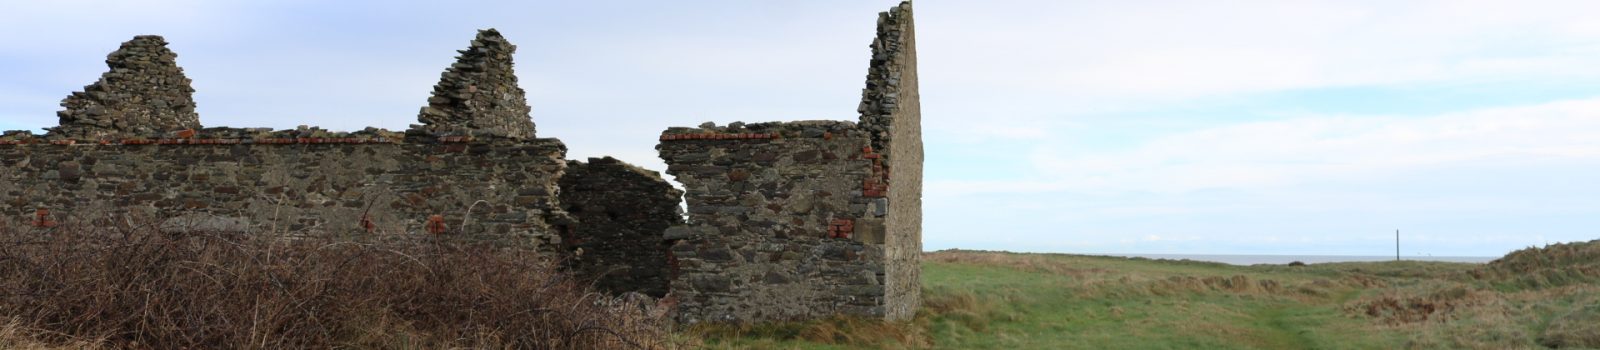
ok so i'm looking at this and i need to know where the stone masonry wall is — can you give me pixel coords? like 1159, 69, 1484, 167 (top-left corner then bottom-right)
52, 35, 200, 140
558, 157, 684, 297
654, 1, 920, 323
5, 29, 572, 247
416, 29, 538, 139
658, 121, 893, 323
5, 3, 919, 325
0, 130, 569, 247
870, 1, 924, 322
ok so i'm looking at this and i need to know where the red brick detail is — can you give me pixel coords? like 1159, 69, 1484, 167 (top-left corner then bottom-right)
176, 129, 196, 138
31, 209, 56, 228
659, 133, 778, 142
823, 131, 833, 140
425, 215, 447, 234
360, 214, 376, 233
858, 147, 892, 198
827, 219, 854, 239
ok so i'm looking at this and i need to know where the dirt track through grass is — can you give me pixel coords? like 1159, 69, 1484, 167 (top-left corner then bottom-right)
1256, 305, 1316, 350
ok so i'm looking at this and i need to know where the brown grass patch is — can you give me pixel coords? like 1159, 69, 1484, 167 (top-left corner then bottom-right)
1477, 240, 1600, 289
1539, 301, 1600, 348
1345, 282, 1497, 326
925, 249, 1109, 279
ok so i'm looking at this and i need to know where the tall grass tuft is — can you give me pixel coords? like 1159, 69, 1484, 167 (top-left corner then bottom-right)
0, 217, 668, 349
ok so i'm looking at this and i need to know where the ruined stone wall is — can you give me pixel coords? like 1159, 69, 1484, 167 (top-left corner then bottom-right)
658, 121, 893, 323
416, 29, 538, 139
0, 130, 569, 246
1, 30, 581, 248
5, 3, 920, 324
869, 2, 924, 322
558, 157, 683, 297
654, 1, 921, 323
52, 35, 200, 139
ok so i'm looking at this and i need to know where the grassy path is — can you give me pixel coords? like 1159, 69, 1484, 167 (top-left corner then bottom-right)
1255, 305, 1316, 350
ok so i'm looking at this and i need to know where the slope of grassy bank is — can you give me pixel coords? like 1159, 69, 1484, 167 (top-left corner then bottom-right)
694, 242, 1600, 349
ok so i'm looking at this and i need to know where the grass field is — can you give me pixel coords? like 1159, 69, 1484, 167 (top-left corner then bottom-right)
1, 218, 1592, 349
690, 241, 1600, 349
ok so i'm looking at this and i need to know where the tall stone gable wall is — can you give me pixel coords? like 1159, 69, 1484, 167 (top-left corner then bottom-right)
558, 157, 684, 297
869, 1, 923, 322
655, 1, 921, 323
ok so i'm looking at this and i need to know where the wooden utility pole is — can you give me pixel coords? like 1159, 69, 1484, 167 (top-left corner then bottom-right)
1395, 229, 1400, 261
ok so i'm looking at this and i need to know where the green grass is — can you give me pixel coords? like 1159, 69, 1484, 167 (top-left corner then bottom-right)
689, 243, 1600, 349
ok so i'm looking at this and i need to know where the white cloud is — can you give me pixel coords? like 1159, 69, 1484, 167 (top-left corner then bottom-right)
930, 97, 1600, 195
918, 0, 1600, 116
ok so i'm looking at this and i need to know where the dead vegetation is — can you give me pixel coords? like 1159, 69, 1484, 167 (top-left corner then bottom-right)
1338, 241, 1600, 349
0, 218, 669, 349
1476, 240, 1600, 290
1539, 301, 1600, 349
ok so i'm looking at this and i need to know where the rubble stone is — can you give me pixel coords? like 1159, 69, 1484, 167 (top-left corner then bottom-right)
52, 35, 200, 139
414, 29, 538, 139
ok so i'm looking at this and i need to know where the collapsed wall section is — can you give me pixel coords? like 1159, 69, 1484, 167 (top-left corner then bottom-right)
0, 131, 569, 248
51, 35, 200, 140
658, 121, 892, 323
558, 157, 684, 297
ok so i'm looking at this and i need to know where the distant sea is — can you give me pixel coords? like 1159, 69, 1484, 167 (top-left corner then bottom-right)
1099, 254, 1498, 266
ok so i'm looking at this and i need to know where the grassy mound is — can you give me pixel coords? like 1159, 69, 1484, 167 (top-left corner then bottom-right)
1477, 240, 1600, 290
0, 219, 667, 349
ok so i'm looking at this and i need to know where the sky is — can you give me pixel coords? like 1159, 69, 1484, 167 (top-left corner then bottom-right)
3, 0, 1600, 257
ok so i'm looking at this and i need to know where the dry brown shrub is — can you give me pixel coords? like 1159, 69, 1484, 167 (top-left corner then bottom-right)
924, 250, 1108, 279
1344, 282, 1499, 326
1476, 240, 1600, 290
0, 320, 105, 350
1539, 302, 1600, 349
0, 218, 668, 349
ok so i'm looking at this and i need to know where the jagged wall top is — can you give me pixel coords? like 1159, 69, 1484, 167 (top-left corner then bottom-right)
51, 35, 200, 139
415, 29, 537, 139
857, 2, 915, 155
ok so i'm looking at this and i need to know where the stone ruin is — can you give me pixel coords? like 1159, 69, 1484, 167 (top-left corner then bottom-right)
0, 2, 920, 324
558, 156, 686, 298
52, 35, 200, 140
657, 2, 921, 322
416, 29, 538, 139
